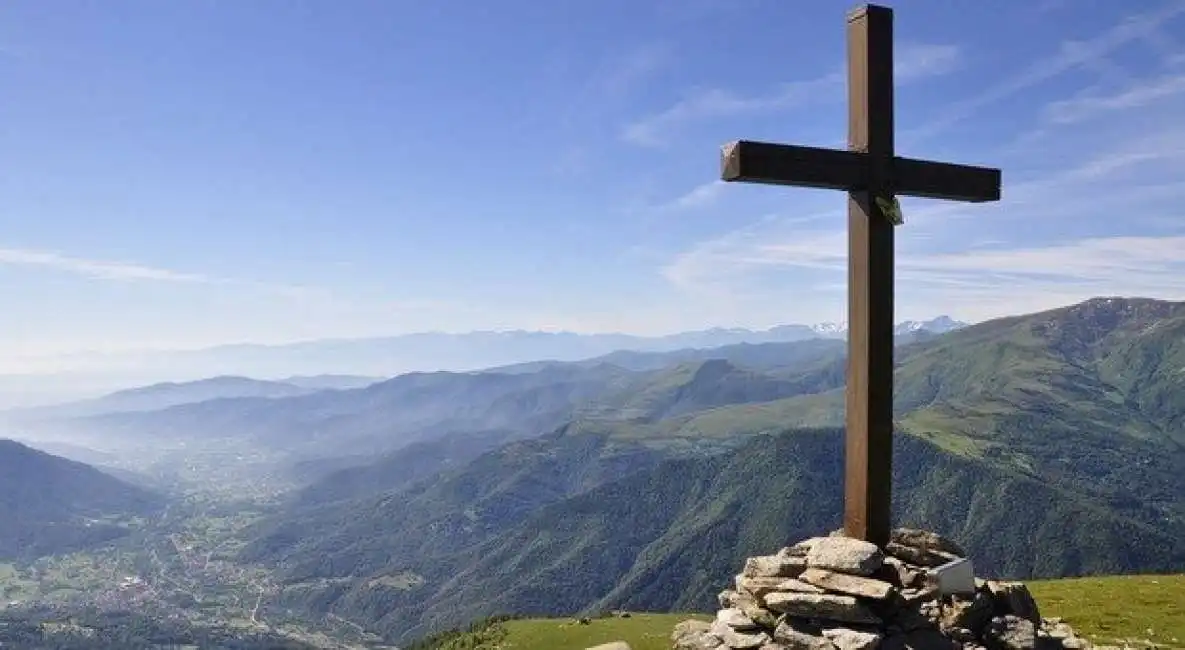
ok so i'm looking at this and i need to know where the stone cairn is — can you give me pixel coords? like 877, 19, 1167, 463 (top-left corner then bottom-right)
672, 528, 1104, 650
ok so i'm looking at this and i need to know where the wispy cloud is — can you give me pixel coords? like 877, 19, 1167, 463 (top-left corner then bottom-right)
1141, 23, 1185, 64
550, 43, 672, 175
655, 180, 728, 212
661, 215, 846, 291
558, 43, 672, 130
0, 247, 212, 283
621, 42, 960, 147
901, 235, 1185, 290
664, 228, 1185, 322
0, 246, 323, 301
1044, 72, 1185, 123
893, 235, 1185, 320
902, 0, 1185, 145
621, 73, 842, 147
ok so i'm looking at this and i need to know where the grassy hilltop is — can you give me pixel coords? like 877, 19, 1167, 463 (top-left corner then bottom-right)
410, 575, 1184, 650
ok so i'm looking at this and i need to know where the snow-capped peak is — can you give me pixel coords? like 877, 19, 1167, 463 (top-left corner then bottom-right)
810, 321, 848, 335
800, 316, 967, 339
893, 316, 967, 335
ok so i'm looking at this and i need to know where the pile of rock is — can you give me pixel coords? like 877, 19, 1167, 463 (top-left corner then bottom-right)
672, 528, 1101, 650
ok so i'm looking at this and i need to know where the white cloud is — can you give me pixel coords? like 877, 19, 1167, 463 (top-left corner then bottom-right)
1141, 23, 1185, 64
663, 228, 1185, 324
892, 236, 1185, 322
901, 236, 1185, 289
622, 42, 960, 147
661, 216, 847, 292
558, 43, 671, 127
1044, 73, 1185, 123
550, 42, 672, 170
656, 180, 728, 212
0, 245, 329, 303
621, 73, 842, 147
0, 247, 212, 283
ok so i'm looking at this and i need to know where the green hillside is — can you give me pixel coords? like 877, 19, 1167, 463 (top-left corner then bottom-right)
625, 297, 1185, 519
240, 429, 669, 580
243, 429, 1185, 644
0, 440, 164, 560
892, 298, 1185, 454
642, 297, 1185, 443
406, 575, 1185, 650
235, 298, 1185, 645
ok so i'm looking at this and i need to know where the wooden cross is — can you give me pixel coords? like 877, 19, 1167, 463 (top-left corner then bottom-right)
718, 4, 1001, 547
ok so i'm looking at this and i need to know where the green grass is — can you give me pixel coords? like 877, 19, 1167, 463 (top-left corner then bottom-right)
417, 576, 1185, 650
497, 614, 710, 650
1029, 574, 1185, 647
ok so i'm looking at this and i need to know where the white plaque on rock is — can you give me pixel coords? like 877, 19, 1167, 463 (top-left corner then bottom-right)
927, 557, 976, 596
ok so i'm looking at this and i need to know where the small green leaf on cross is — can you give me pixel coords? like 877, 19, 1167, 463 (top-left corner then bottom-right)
875, 195, 904, 226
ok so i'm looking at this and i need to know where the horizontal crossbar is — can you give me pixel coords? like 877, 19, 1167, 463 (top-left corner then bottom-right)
722, 141, 863, 192
721, 140, 1001, 203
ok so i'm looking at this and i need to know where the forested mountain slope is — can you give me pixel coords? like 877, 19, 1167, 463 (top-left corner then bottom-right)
236, 298, 1185, 644
245, 429, 1184, 644
0, 440, 164, 560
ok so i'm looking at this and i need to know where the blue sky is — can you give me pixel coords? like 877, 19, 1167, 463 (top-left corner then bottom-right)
2, 0, 1184, 366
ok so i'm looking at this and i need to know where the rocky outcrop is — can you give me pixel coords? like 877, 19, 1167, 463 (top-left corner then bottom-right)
673, 528, 1095, 650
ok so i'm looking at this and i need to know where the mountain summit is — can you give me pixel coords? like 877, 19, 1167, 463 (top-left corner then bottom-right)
894, 315, 965, 335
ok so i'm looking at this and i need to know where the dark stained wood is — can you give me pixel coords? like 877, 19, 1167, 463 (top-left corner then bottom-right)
721, 141, 864, 190
716, 4, 1002, 548
844, 2, 895, 548
895, 157, 1001, 203
722, 140, 1000, 203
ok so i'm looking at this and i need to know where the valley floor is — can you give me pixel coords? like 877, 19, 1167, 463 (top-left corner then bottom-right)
0, 493, 381, 650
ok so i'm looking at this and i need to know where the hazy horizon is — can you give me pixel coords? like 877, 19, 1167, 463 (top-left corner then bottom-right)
0, 311, 961, 408
0, 295, 1171, 409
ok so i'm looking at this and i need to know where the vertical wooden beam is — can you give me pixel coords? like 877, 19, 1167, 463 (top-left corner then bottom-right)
844, 4, 894, 547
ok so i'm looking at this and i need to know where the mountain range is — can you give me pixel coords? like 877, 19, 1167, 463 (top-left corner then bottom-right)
0, 316, 966, 409
4, 297, 1182, 645
228, 297, 1183, 642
